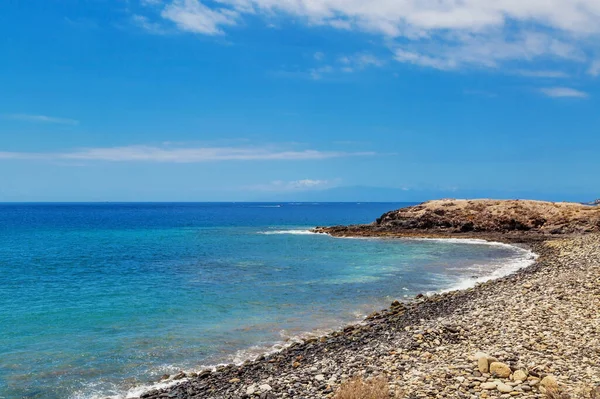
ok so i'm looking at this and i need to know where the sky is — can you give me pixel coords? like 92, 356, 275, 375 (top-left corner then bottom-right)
0, 0, 599, 202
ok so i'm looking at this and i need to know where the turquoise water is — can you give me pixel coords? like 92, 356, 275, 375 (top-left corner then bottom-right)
0, 203, 532, 399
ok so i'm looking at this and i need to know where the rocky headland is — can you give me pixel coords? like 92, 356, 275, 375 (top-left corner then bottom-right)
314, 199, 600, 238
135, 200, 600, 399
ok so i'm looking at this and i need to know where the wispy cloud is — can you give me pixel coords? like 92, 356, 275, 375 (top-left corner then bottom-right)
160, 0, 238, 35
132, 14, 168, 34
539, 87, 589, 98
0, 145, 375, 163
514, 70, 570, 78
589, 60, 600, 77
309, 65, 334, 80
4, 114, 79, 126
247, 179, 333, 192
339, 53, 385, 73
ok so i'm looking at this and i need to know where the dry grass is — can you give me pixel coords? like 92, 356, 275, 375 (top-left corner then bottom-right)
546, 387, 572, 399
333, 376, 403, 399
546, 386, 600, 399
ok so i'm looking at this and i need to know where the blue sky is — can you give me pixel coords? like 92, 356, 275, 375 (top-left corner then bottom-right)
1, 0, 599, 202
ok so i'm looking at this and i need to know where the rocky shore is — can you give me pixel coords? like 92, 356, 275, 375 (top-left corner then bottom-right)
135, 200, 600, 399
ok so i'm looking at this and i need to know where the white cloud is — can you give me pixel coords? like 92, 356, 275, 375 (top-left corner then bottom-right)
539, 87, 589, 98
0, 145, 375, 163
132, 15, 167, 34
161, 0, 238, 35
138, 0, 600, 73
314, 51, 325, 61
309, 65, 333, 80
4, 114, 79, 126
393, 31, 583, 70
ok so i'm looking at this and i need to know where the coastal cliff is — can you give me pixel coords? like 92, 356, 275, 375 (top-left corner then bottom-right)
315, 199, 600, 237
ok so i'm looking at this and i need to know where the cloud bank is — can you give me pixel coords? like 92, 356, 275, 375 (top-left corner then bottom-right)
138, 0, 600, 74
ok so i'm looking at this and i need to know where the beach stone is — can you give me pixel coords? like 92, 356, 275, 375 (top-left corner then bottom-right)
490, 362, 512, 378
497, 383, 514, 393
172, 372, 186, 380
247, 386, 256, 395
229, 378, 240, 383
486, 356, 499, 366
478, 357, 490, 373
481, 382, 498, 390
315, 374, 325, 381
474, 352, 489, 361
513, 370, 527, 381
540, 375, 558, 390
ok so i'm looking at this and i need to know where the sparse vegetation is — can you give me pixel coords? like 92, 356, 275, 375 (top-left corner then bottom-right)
371, 199, 600, 234
545, 386, 600, 399
333, 376, 403, 399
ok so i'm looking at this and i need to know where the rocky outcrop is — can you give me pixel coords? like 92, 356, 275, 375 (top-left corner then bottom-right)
315, 199, 600, 236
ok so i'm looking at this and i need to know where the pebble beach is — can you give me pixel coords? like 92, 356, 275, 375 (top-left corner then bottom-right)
136, 231, 600, 399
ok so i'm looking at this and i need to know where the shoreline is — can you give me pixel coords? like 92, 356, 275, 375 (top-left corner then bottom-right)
133, 230, 600, 399
123, 233, 537, 398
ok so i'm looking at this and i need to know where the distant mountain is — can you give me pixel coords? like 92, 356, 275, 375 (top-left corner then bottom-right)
254, 186, 597, 203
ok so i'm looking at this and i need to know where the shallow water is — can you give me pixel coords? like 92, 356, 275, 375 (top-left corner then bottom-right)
0, 203, 533, 399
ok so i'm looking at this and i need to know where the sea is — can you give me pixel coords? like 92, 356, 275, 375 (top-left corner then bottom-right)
0, 203, 536, 399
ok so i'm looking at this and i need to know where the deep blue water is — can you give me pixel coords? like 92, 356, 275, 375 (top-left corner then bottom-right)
0, 203, 532, 399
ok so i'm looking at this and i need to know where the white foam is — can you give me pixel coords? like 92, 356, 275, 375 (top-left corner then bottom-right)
325, 234, 539, 295
409, 237, 525, 250
440, 250, 538, 293
259, 229, 322, 235
72, 375, 188, 399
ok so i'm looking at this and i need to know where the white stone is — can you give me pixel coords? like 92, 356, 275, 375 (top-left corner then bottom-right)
259, 384, 272, 391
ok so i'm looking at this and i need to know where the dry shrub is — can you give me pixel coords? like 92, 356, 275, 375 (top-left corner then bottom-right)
333, 376, 402, 399
546, 387, 572, 399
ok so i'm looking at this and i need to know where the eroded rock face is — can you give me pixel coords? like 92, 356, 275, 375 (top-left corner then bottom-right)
315, 199, 600, 236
